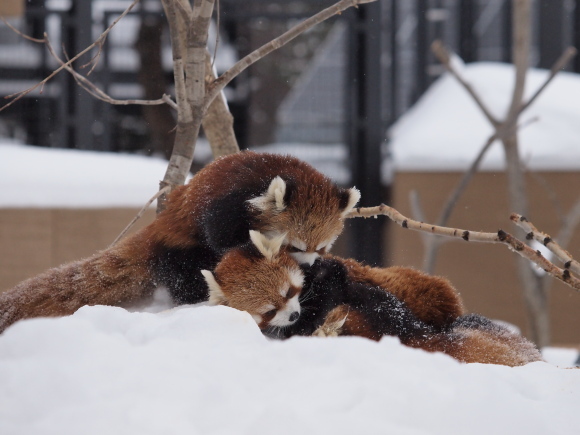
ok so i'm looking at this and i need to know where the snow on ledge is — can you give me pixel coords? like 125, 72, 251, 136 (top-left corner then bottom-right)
0, 143, 170, 208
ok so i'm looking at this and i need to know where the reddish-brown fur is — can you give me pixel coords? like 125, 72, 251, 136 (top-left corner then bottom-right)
404, 326, 543, 366
1, 152, 356, 333
0, 236, 154, 331
210, 247, 303, 329
319, 306, 543, 367
335, 257, 465, 330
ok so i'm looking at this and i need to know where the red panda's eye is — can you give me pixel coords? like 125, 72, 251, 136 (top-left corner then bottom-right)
263, 309, 277, 321
288, 246, 303, 253
286, 287, 298, 300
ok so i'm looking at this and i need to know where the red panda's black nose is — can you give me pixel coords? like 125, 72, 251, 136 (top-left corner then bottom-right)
289, 312, 299, 322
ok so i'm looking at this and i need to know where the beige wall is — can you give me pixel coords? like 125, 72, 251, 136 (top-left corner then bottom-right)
0, 208, 156, 292
389, 171, 580, 345
0, 1, 24, 17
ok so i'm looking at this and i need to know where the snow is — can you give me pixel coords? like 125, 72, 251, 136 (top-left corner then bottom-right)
0, 304, 579, 435
390, 62, 580, 172
0, 142, 187, 208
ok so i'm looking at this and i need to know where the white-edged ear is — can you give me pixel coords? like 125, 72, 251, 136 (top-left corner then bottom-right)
201, 270, 227, 305
340, 187, 361, 217
249, 230, 286, 261
247, 176, 287, 212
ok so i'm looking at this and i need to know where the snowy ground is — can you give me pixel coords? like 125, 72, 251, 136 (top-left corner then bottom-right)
0, 303, 579, 435
2, 62, 580, 434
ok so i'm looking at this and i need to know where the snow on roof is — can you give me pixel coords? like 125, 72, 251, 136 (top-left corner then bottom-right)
390, 62, 580, 172
0, 303, 577, 434
0, 142, 170, 208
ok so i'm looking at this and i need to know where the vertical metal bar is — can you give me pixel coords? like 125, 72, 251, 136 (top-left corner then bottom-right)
346, 1, 387, 266
390, 0, 398, 119
68, 1, 95, 149
415, 0, 429, 100
538, 0, 565, 69
502, 0, 513, 62
575, 0, 580, 72
458, 0, 477, 62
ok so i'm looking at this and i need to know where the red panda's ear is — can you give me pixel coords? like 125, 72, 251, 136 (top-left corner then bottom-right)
249, 230, 286, 261
247, 176, 287, 212
201, 270, 227, 305
340, 187, 361, 217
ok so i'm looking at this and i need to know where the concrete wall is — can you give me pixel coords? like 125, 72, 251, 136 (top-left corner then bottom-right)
389, 171, 580, 345
0, 208, 156, 292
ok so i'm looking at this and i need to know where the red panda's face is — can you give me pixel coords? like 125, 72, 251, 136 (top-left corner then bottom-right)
202, 232, 305, 330
248, 176, 360, 265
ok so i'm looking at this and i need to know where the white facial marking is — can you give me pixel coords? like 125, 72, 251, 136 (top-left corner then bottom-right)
291, 239, 307, 252
287, 267, 304, 288
290, 251, 319, 266
279, 283, 290, 297
260, 304, 276, 314
251, 314, 263, 324
269, 295, 301, 327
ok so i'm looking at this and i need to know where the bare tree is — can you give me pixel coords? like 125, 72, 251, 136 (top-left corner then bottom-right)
399, 0, 577, 347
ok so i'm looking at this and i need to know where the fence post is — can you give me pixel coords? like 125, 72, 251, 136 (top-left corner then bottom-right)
346, 0, 390, 266
67, 1, 95, 150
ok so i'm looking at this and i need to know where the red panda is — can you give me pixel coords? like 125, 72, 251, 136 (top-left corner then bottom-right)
205, 232, 543, 366
202, 231, 305, 330
204, 233, 464, 336
0, 151, 360, 333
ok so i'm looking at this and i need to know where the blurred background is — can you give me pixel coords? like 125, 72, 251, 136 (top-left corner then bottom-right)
1, 0, 580, 344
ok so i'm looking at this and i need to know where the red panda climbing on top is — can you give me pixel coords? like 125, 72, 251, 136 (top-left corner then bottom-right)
0, 152, 360, 333
203, 231, 543, 366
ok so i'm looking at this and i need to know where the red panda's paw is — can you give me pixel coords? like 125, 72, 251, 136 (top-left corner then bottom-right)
313, 305, 349, 337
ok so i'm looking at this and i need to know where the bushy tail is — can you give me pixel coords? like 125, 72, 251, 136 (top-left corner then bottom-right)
0, 237, 154, 333
405, 314, 544, 366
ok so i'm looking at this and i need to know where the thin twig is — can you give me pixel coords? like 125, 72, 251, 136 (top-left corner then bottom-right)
519, 46, 577, 114
109, 186, 171, 248
45, 35, 177, 109
0, 0, 141, 113
347, 204, 580, 291
0, 16, 45, 43
431, 40, 499, 127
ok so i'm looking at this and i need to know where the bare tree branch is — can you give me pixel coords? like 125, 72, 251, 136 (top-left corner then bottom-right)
431, 40, 499, 127
0, 0, 141, 113
511, 213, 580, 276
202, 50, 239, 158
205, 0, 377, 111
45, 35, 177, 110
519, 46, 577, 114
347, 204, 580, 291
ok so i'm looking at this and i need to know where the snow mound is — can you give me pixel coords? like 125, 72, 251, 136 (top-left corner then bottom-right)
1, 304, 579, 435
390, 63, 580, 172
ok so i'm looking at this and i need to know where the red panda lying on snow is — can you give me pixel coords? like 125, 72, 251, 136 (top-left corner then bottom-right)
203, 231, 543, 367
0, 152, 360, 333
